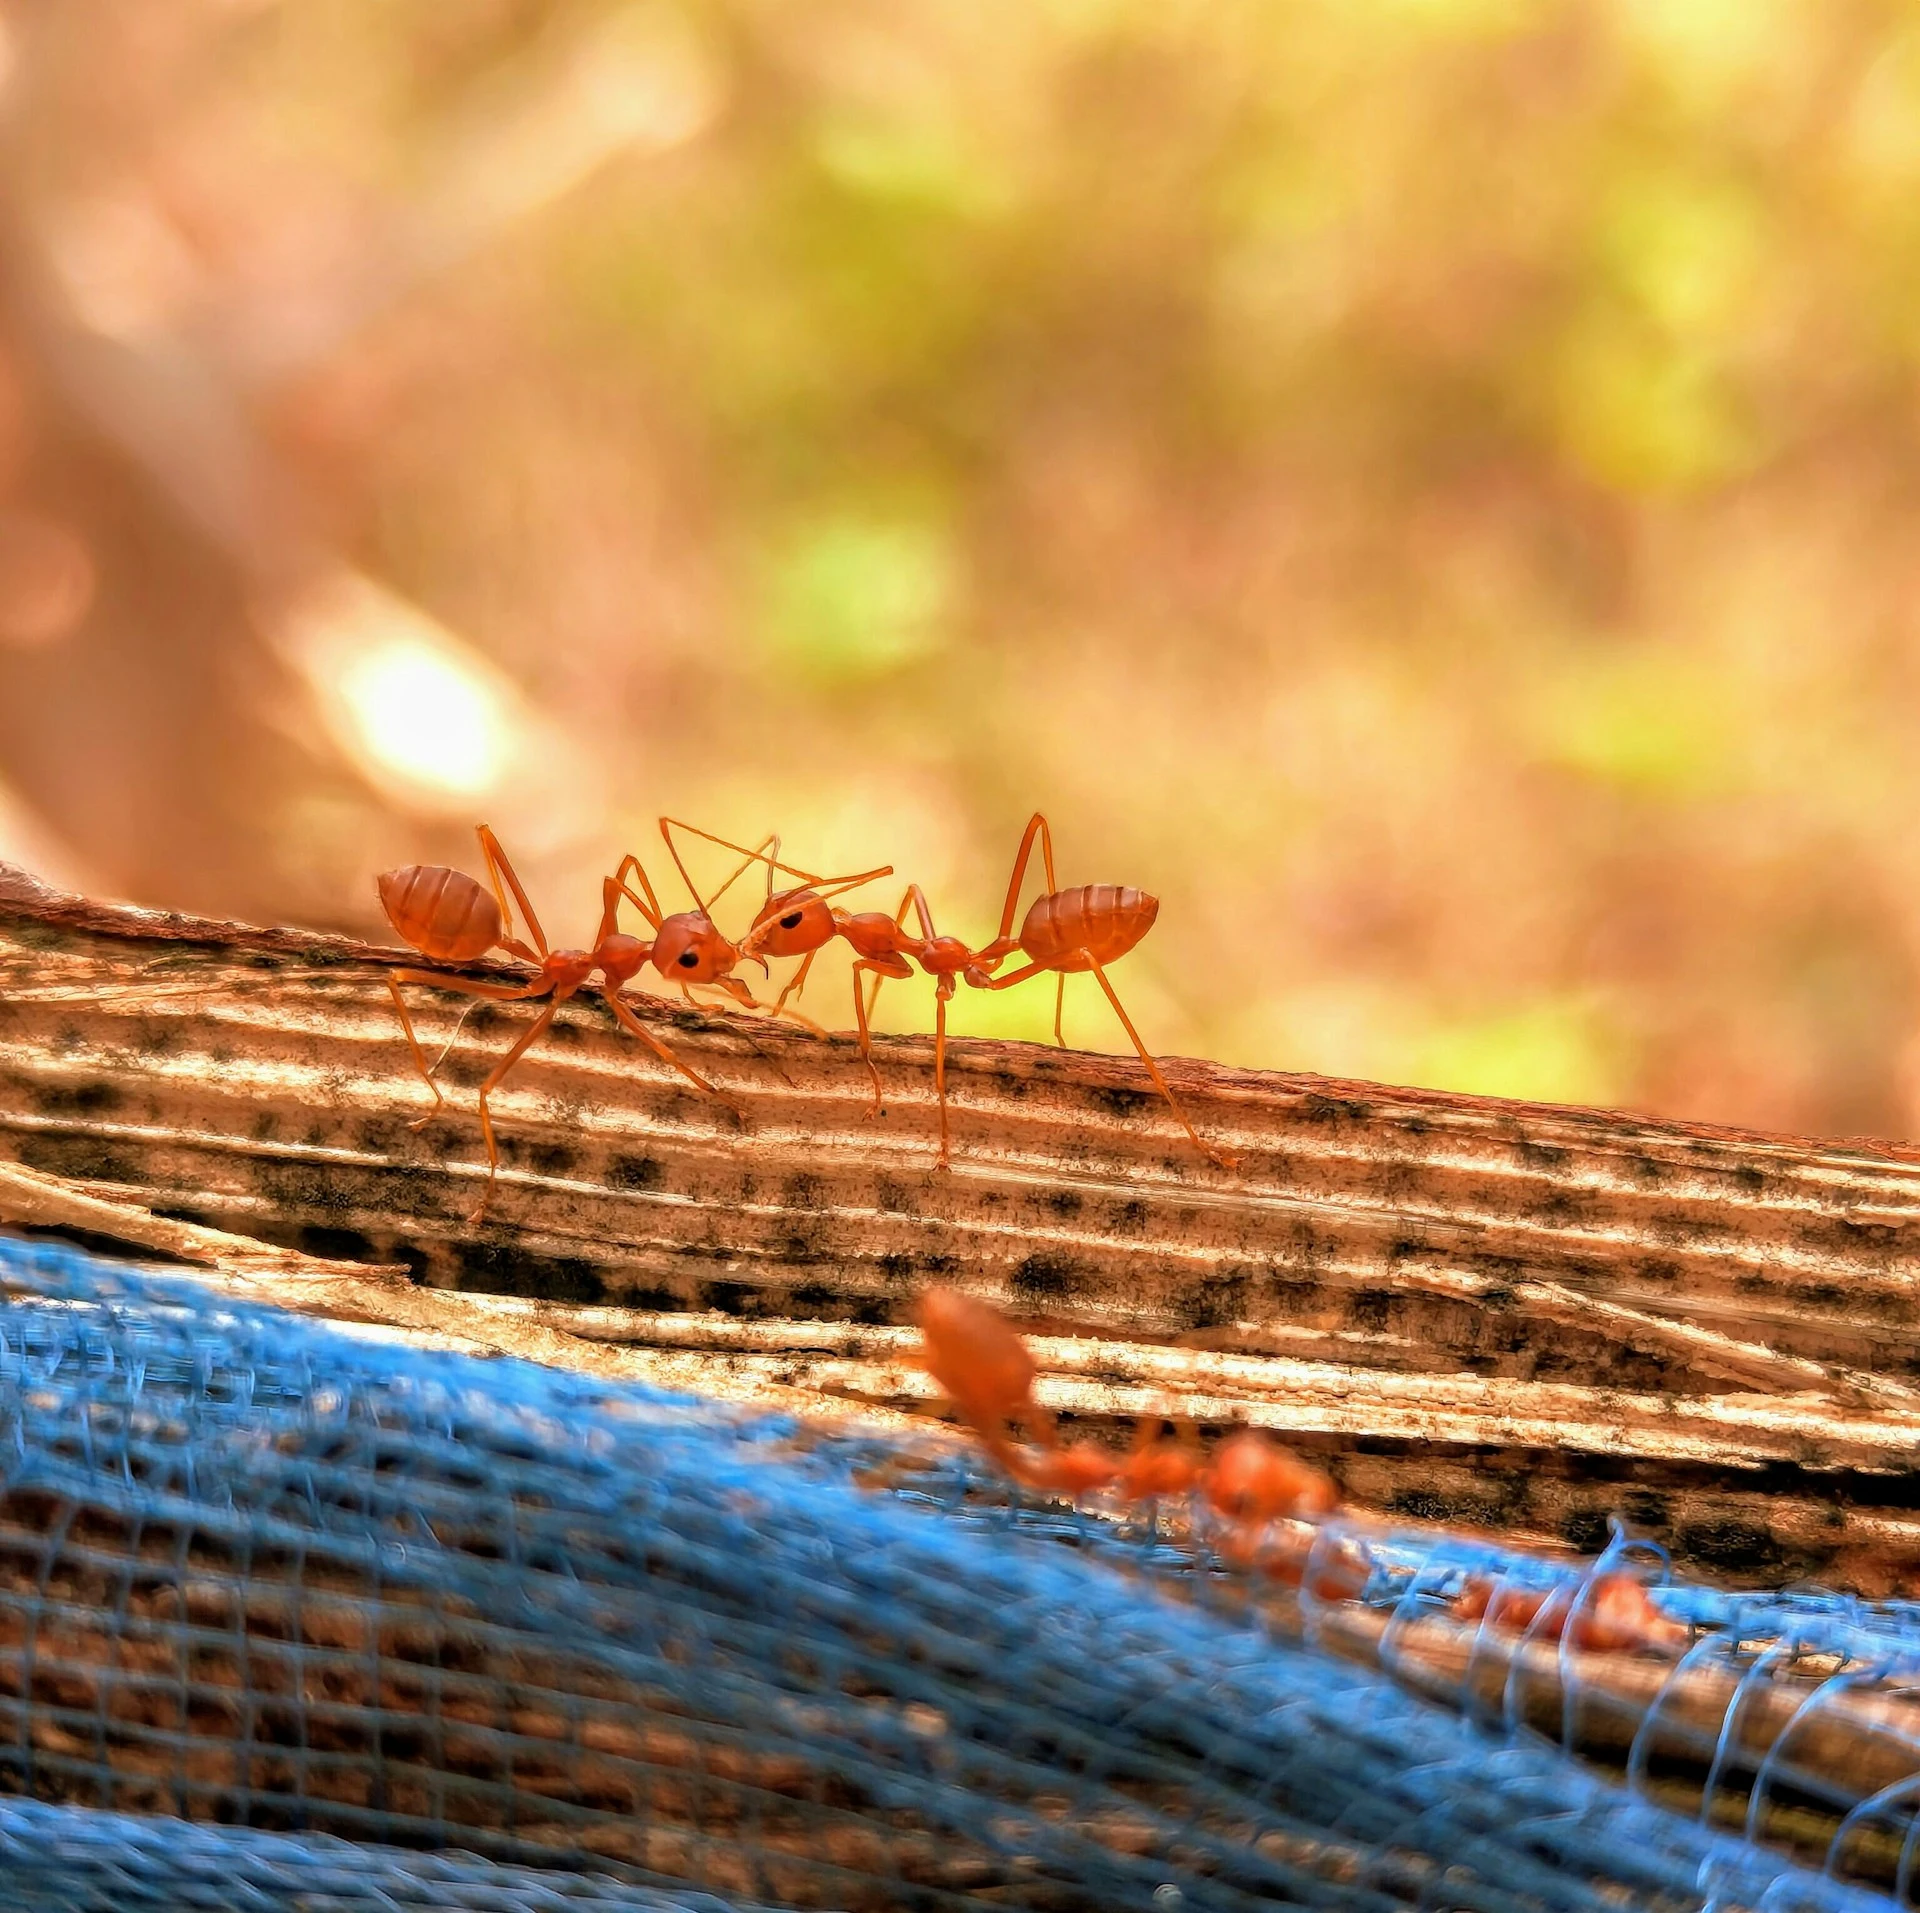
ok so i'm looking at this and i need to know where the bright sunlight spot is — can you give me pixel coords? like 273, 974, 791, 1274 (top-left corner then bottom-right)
279, 572, 520, 811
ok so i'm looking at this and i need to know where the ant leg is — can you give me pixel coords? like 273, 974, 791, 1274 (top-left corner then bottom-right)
1085, 955, 1238, 1171
384, 974, 444, 1126
470, 998, 561, 1222
610, 855, 666, 932
852, 955, 913, 1113
661, 817, 828, 891
705, 830, 782, 911
989, 812, 1060, 947
933, 983, 952, 1166
1054, 973, 1067, 1049
862, 886, 924, 1032
385, 968, 553, 1130
658, 818, 895, 904
771, 948, 818, 1015
476, 826, 548, 960
603, 989, 716, 1093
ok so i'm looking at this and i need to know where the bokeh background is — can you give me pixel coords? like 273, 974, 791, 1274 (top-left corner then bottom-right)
3, 0, 1920, 1138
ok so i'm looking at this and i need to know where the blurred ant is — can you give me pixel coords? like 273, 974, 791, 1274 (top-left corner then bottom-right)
914, 1285, 1333, 1521
378, 825, 889, 1219
915, 1287, 1679, 1651
676, 814, 1235, 1170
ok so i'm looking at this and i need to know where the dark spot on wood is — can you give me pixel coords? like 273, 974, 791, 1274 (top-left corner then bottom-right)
1347, 1289, 1392, 1333
699, 1282, 755, 1316
874, 1177, 916, 1215
1010, 1253, 1077, 1301
922, 1253, 958, 1276
791, 1283, 839, 1312
620, 1285, 682, 1313
1115, 1199, 1148, 1235
1518, 1139, 1570, 1172
993, 1070, 1029, 1099
1630, 1156, 1665, 1185
1479, 1285, 1518, 1310
525, 1141, 576, 1177
1298, 1092, 1373, 1124
255, 1164, 356, 1214
295, 1226, 378, 1263
778, 1232, 826, 1265
1558, 1508, 1613, 1553
1676, 1518, 1785, 1578
17, 1135, 140, 1184
1178, 1271, 1249, 1331
453, 1241, 604, 1305
149, 1206, 215, 1230
466, 1003, 504, 1035
1732, 1163, 1767, 1195
1090, 1084, 1152, 1119
25, 1079, 122, 1117
878, 1253, 914, 1284
1043, 1189, 1082, 1217
782, 1173, 827, 1211
604, 1152, 665, 1192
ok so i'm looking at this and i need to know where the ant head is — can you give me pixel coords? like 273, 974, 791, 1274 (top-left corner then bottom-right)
743, 886, 836, 960
649, 910, 738, 985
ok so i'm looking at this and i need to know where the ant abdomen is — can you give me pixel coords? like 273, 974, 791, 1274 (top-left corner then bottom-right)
1019, 884, 1158, 969
379, 864, 502, 964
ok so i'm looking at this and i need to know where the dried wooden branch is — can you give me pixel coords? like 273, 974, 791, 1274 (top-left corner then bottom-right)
5, 859, 1920, 1587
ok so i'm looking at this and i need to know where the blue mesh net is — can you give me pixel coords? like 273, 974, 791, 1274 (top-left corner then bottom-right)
0, 1231, 1908, 1911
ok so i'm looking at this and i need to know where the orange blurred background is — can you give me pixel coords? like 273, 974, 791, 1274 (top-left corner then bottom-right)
3, 1, 1920, 1139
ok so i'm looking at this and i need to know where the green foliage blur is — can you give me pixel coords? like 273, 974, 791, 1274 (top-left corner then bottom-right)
5, 0, 1920, 1139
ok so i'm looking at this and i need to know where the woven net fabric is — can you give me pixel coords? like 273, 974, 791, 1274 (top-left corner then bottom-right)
0, 1234, 1904, 1912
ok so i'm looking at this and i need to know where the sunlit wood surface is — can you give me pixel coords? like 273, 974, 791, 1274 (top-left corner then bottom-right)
5, 857, 1920, 1590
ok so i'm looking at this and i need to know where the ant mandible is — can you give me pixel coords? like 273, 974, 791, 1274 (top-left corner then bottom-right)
379, 825, 715, 1220
658, 819, 938, 1112
625, 821, 889, 1033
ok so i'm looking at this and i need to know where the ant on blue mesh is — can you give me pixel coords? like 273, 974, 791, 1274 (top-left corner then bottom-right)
914, 1286, 1680, 1651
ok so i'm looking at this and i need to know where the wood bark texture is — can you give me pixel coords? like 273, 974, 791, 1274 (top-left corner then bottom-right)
4, 858, 1920, 1590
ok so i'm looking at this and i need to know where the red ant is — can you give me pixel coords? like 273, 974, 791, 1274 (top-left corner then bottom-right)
915, 1285, 1331, 1520
677, 814, 1236, 1170
914, 1288, 1679, 1653
378, 824, 888, 1219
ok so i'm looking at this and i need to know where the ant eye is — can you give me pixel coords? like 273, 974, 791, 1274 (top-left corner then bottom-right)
780, 912, 804, 930
677, 950, 699, 968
